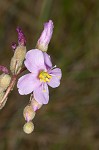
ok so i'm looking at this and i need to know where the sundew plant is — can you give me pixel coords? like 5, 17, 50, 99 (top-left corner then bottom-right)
0, 20, 62, 134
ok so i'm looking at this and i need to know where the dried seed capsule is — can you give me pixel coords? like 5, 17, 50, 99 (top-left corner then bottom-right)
13, 45, 26, 61
0, 87, 4, 93
0, 92, 4, 101
0, 74, 11, 91
10, 45, 26, 74
0, 92, 7, 109
23, 121, 34, 134
10, 57, 22, 74
23, 105, 35, 122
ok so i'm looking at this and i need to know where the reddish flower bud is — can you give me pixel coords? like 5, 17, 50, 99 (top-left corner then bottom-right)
0, 65, 9, 74
16, 27, 26, 46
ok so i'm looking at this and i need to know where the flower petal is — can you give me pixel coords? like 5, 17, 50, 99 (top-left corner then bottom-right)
43, 52, 52, 68
47, 68, 62, 88
49, 68, 62, 79
47, 76, 60, 88
34, 83, 49, 104
17, 73, 41, 95
24, 49, 46, 73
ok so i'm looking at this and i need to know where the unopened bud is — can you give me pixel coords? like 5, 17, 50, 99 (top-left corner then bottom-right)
31, 98, 42, 111
36, 20, 54, 52
10, 45, 26, 74
0, 65, 9, 74
0, 74, 11, 91
23, 121, 34, 134
16, 27, 26, 46
23, 105, 35, 122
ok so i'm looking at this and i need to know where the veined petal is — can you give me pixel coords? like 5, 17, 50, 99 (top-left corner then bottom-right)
17, 73, 41, 95
47, 76, 60, 88
49, 68, 62, 79
34, 83, 49, 104
43, 52, 52, 68
47, 68, 62, 88
24, 49, 46, 73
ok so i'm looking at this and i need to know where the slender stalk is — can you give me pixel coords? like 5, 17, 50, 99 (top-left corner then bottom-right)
0, 67, 27, 109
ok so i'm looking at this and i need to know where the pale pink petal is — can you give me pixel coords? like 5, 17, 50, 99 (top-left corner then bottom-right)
17, 73, 41, 95
47, 76, 60, 88
24, 49, 46, 73
34, 83, 49, 104
48, 68, 62, 79
47, 68, 62, 88
43, 52, 52, 68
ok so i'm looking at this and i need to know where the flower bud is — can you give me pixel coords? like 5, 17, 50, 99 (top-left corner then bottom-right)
0, 65, 9, 74
0, 74, 11, 91
16, 27, 26, 46
10, 45, 26, 74
23, 121, 34, 134
36, 20, 54, 52
23, 105, 35, 122
31, 98, 42, 111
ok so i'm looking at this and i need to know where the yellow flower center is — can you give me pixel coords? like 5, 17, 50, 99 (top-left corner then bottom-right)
39, 71, 52, 82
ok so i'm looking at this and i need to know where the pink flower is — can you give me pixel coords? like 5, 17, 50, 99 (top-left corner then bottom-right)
17, 49, 62, 104
36, 20, 54, 51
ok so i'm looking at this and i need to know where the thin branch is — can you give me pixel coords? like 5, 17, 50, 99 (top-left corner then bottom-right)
0, 67, 27, 109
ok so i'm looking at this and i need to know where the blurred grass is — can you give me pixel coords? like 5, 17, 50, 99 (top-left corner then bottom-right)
0, 0, 99, 150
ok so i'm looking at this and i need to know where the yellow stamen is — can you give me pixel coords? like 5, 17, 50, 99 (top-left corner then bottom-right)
43, 89, 46, 92
57, 76, 60, 79
39, 71, 52, 82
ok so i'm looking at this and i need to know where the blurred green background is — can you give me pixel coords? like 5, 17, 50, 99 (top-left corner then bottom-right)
0, 0, 99, 149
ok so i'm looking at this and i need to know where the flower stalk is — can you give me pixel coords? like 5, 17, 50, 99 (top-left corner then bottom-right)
0, 67, 27, 109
